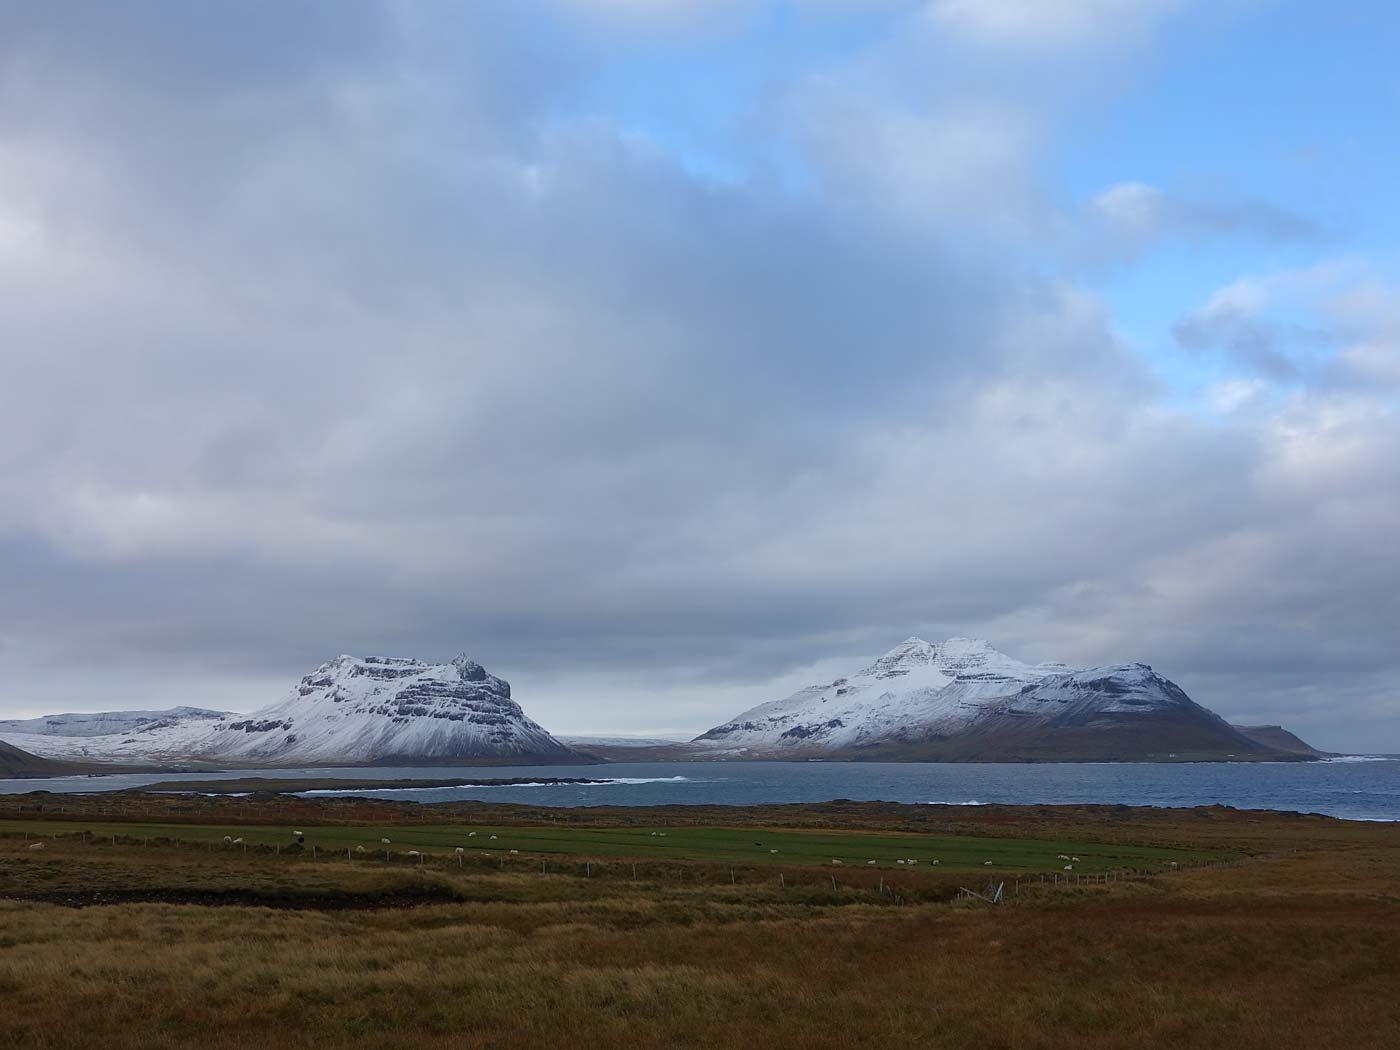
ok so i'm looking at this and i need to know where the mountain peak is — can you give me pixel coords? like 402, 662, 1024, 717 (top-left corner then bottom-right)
864, 637, 940, 675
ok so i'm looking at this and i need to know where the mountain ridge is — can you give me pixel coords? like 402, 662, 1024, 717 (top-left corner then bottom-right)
693, 637, 1307, 763
0, 653, 592, 768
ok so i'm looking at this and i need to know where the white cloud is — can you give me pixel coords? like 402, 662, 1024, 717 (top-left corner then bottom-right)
926, 0, 1182, 47
0, 1, 1395, 750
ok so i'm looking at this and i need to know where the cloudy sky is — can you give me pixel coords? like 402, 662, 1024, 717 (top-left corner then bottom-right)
1, 1, 1397, 750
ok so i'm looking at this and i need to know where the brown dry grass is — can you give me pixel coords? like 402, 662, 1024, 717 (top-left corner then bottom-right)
0, 802, 1397, 1050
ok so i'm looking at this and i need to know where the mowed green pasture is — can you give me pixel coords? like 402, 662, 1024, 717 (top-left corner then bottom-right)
0, 818, 1231, 872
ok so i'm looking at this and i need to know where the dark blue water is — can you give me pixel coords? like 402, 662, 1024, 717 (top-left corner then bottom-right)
3, 758, 1398, 821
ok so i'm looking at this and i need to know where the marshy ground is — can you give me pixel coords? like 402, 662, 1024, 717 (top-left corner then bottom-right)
0, 792, 1397, 1049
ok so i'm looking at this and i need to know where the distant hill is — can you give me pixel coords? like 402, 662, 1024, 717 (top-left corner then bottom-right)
0, 707, 230, 738
1231, 724, 1332, 758
0, 739, 78, 778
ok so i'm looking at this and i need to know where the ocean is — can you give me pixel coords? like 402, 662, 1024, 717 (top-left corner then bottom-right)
3, 757, 1398, 820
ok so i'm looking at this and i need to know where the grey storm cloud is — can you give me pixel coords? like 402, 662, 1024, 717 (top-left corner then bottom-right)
0, 2, 1396, 749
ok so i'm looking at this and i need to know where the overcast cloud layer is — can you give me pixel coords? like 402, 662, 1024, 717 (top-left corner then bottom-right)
0, 1, 1396, 750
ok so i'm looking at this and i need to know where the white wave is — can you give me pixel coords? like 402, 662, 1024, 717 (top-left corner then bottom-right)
1322, 755, 1395, 763
298, 775, 693, 796
919, 799, 989, 806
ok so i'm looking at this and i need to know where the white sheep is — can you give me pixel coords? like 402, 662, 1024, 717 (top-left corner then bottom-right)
381, 838, 391, 845
930, 859, 940, 865
1063, 864, 1074, 871
292, 830, 303, 836
27, 842, 45, 851
896, 859, 906, 865
866, 860, 877, 865
983, 860, 993, 866
769, 849, 778, 854
232, 837, 243, 845
1057, 854, 1069, 860
407, 850, 421, 857
468, 832, 477, 837
455, 847, 465, 855
1071, 856, 1081, 862
907, 860, 918, 866
355, 845, 367, 854
489, 835, 498, 840
831, 859, 843, 866
509, 849, 519, 855
223, 835, 232, 844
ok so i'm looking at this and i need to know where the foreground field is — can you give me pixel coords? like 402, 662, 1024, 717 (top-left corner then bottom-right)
0, 816, 1230, 875
0, 794, 1397, 1049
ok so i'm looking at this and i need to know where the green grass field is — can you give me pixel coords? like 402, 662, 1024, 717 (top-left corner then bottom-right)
0, 818, 1231, 872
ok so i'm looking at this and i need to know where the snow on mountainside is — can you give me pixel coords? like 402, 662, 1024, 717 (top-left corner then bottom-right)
0, 707, 231, 738
0, 708, 238, 765
196, 654, 583, 766
695, 637, 1286, 762
0, 654, 588, 767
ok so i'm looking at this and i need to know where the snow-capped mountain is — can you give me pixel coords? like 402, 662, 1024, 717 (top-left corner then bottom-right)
0, 653, 588, 767
195, 653, 583, 766
694, 637, 1287, 762
0, 706, 236, 765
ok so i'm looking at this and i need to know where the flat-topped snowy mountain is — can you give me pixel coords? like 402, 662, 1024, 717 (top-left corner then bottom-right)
196, 653, 584, 766
695, 637, 1291, 762
0, 653, 589, 768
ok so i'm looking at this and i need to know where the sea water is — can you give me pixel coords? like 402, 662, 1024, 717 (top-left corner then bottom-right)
3, 758, 1397, 820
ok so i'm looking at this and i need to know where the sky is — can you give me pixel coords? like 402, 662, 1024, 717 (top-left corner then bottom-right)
0, 0, 1397, 751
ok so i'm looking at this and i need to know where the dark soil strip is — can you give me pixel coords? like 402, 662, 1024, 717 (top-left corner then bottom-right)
2, 887, 463, 910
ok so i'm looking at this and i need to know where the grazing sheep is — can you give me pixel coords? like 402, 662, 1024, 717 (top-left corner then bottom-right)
1058, 854, 1069, 860
866, 860, 877, 866
831, 859, 843, 866
983, 860, 993, 866
907, 860, 918, 866
292, 830, 302, 836
468, 832, 477, 838
407, 850, 421, 857
489, 835, 498, 840
455, 847, 465, 855
1170, 861, 1179, 868
1071, 856, 1080, 862
27, 842, 45, 851
650, 831, 658, 836
222, 835, 232, 844
232, 838, 243, 845
896, 859, 906, 865
930, 859, 940, 865
509, 849, 520, 855
355, 845, 367, 854
769, 849, 779, 854
657, 832, 667, 837
1063, 864, 1074, 871
381, 838, 391, 845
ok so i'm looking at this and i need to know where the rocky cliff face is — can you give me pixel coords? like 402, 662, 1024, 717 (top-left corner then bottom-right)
696, 637, 1293, 762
